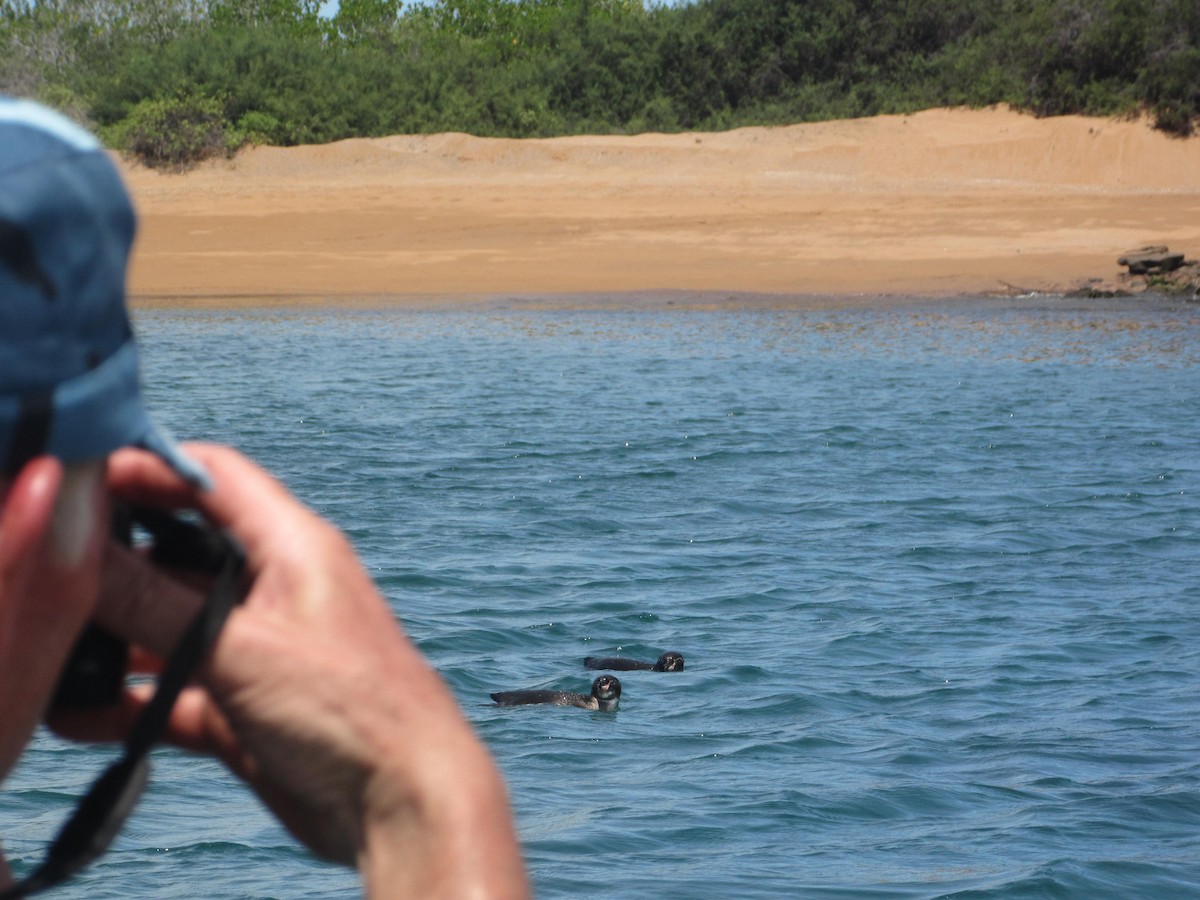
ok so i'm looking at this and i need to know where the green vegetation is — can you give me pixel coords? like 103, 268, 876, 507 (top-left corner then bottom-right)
2, 0, 1197, 169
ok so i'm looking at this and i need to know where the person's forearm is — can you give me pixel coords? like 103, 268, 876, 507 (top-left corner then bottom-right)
362, 739, 529, 899
355, 658, 529, 899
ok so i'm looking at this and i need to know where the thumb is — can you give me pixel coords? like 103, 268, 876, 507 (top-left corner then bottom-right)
0, 458, 107, 775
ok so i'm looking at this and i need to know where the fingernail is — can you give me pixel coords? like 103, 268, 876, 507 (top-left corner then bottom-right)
50, 460, 106, 569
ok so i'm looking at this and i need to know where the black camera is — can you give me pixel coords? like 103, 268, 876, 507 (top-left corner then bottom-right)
50, 503, 238, 711
6, 504, 244, 898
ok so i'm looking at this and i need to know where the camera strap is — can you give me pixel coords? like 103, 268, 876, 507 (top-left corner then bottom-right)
0, 508, 245, 898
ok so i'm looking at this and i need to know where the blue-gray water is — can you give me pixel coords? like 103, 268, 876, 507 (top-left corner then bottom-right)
3, 294, 1200, 898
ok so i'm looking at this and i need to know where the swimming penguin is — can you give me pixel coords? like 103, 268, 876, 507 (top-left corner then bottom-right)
491, 675, 621, 711
583, 651, 684, 672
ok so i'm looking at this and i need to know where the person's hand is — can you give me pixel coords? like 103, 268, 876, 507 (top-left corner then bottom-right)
0, 458, 108, 777
51, 444, 528, 899
0, 457, 108, 886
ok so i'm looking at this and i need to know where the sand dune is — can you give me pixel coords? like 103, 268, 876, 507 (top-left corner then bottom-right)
119, 106, 1200, 306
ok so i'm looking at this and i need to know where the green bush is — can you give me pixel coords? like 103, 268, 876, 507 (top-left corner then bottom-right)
1145, 44, 1200, 135
109, 95, 233, 171
234, 110, 284, 146
3, 0, 1199, 144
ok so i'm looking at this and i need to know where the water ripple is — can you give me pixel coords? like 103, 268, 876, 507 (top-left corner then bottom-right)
5, 299, 1199, 897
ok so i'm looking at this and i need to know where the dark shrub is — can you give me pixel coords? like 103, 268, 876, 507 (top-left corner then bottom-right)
112, 95, 233, 172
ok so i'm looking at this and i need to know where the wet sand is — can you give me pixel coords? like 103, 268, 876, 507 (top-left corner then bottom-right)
119, 106, 1200, 308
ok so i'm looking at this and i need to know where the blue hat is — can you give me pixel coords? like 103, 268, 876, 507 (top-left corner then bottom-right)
0, 97, 209, 488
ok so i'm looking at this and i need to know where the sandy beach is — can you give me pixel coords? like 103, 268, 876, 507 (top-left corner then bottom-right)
119, 106, 1200, 307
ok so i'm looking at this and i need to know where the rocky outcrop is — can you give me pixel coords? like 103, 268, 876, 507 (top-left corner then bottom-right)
1111, 246, 1199, 297
1141, 259, 1200, 296
1117, 245, 1186, 276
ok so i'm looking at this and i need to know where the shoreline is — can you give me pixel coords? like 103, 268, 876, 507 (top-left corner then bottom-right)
126, 290, 956, 312
127, 289, 1198, 316
120, 107, 1200, 306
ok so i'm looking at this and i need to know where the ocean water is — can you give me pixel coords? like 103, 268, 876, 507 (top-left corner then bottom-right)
3, 294, 1200, 898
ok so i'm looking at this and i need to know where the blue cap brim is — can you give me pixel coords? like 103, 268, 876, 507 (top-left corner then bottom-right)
24, 339, 212, 490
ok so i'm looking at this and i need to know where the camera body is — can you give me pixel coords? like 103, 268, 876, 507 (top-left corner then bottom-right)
51, 627, 128, 709
50, 503, 237, 711
50, 505, 133, 710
